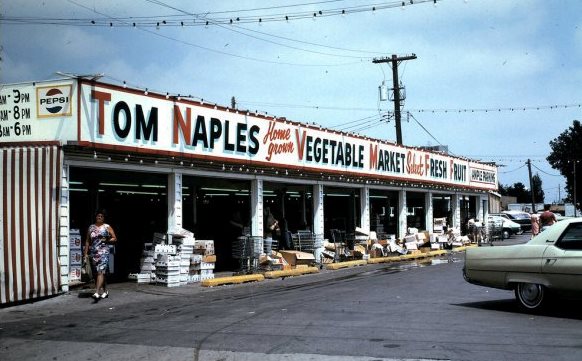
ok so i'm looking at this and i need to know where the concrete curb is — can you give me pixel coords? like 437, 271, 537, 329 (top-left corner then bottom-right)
325, 260, 367, 270
201, 247, 469, 287
452, 244, 478, 252
366, 256, 403, 264
264, 267, 319, 279
334, 249, 451, 266
201, 274, 265, 287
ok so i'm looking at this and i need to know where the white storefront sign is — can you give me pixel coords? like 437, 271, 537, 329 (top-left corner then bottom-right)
1, 80, 497, 191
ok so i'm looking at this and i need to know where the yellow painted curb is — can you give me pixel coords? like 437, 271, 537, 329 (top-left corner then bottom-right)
367, 256, 402, 264
264, 267, 319, 279
325, 260, 368, 270
399, 253, 428, 260
427, 250, 448, 257
452, 244, 477, 252
201, 274, 265, 287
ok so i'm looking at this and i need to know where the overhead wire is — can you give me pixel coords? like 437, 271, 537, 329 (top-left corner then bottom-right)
142, 0, 393, 60
407, 112, 453, 155
532, 163, 563, 177
328, 113, 385, 129
64, 0, 363, 67
499, 164, 527, 174
343, 114, 387, 132
2, 0, 439, 27
217, 99, 582, 114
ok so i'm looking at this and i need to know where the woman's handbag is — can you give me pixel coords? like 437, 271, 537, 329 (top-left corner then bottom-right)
81, 256, 93, 282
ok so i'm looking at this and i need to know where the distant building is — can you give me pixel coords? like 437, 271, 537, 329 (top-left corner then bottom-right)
419, 145, 449, 154
488, 191, 502, 213
501, 196, 517, 210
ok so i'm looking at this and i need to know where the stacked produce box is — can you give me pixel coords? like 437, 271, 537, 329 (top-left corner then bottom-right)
129, 230, 215, 286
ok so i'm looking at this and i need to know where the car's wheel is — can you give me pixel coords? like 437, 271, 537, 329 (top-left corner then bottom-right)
502, 229, 511, 239
515, 283, 546, 311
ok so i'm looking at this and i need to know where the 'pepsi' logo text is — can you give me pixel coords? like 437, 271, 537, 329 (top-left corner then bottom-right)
40, 88, 69, 113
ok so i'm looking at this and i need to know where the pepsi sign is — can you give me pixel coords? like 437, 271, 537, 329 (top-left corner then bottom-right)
36, 85, 72, 118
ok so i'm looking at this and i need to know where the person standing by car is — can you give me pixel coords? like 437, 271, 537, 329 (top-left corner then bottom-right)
539, 204, 557, 232
530, 212, 540, 238
84, 209, 117, 300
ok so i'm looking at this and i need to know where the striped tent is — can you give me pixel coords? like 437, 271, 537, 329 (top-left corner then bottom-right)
1, 145, 62, 304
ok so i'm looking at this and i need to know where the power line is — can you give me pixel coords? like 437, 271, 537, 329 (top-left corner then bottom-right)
143, 0, 378, 59
63, 0, 364, 67
232, 100, 582, 114
499, 164, 527, 174
532, 163, 562, 177
409, 103, 582, 113
2, 0, 440, 27
407, 112, 452, 155
328, 113, 386, 129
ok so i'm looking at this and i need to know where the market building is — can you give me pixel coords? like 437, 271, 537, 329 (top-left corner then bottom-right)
0, 78, 498, 305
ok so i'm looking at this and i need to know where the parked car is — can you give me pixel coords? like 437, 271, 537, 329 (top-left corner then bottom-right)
463, 218, 582, 311
501, 210, 532, 232
487, 215, 522, 239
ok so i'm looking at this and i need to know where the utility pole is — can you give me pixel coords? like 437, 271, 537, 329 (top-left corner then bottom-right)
373, 54, 417, 145
526, 159, 536, 213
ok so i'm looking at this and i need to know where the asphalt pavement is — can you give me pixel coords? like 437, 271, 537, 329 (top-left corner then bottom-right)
0, 233, 532, 319
5, 230, 577, 361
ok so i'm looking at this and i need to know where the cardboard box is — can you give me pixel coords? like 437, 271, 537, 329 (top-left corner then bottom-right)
321, 250, 335, 259
190, 262, 215, 270
279, 250, 315, 266
437, 235, 449, 243
70, 250, 83, 266
128, 273, 153, 283
69, 230, 82, 250
353, 244, 367, 257
324, 240, 337, 251
203, 254, 217, 263
69, 266, 81, 281
155, 244, 177, 255
368, 248, 382, 258
404, 234, 417, 243
200, 273, 215, 281
405, 242, 418, 250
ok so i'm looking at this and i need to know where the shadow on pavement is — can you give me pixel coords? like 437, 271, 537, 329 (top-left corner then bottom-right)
455, 297, 582, 320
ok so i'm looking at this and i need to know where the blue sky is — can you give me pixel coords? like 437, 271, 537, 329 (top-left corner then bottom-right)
2, 0, 581, 202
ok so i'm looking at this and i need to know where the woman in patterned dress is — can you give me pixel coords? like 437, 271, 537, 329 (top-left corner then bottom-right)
84, 210, 117, 299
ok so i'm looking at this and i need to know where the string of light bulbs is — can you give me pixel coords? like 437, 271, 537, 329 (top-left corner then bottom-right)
61, 0, 365, 67
1, 0, 441, 27
409, 104, 582, 113
238, 100, 582, 114
139, 0, 384, 59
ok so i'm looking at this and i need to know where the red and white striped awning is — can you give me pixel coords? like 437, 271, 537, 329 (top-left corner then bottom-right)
1, 145, 62, 304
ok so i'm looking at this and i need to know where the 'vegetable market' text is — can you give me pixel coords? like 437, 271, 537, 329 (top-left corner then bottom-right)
87, 88, 492, 189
